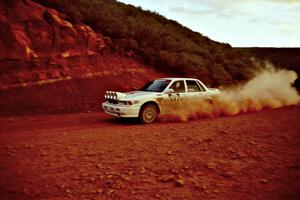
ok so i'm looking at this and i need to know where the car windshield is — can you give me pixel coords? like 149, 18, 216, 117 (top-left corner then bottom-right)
139, 80, 171, 92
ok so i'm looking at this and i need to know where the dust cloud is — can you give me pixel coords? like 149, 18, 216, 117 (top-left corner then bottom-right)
160, 66, 300, 122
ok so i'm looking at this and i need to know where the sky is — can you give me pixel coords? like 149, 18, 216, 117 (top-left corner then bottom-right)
118, 0, 300, 47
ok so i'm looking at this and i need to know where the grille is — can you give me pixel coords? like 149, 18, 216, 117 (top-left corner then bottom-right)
108, 99, 119, 104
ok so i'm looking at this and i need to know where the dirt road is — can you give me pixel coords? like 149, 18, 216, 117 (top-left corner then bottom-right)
0, 106, 300, 200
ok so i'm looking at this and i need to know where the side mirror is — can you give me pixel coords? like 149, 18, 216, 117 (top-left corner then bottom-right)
164, 88, 175, 94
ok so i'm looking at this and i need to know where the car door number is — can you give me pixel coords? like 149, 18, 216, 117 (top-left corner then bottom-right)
168, 93, 180, 100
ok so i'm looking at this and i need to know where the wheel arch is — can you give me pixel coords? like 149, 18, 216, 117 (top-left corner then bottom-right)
205, 97, 213, 104
139, 101, 161, 114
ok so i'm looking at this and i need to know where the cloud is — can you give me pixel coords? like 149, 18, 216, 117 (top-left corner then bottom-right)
186, 0, 246, 8
247, 16, 285, 26
169, 5, 250, 19
170, 0, 300, 12
119, 0, 300, 46
289, 5, 300, 15
268, 0, 300, 4
169, 7, 216, 16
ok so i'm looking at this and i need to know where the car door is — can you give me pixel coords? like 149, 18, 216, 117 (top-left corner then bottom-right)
161, 80, 186, 113
185, 80, 207, 103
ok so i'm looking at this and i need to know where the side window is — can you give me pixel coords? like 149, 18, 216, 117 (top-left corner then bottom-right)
169, 80, 185, 93
186, 80, 201, 92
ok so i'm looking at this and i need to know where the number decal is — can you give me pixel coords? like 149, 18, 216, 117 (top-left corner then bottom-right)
168, 93, 180, 100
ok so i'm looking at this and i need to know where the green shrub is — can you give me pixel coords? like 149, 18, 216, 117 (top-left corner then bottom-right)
34, 0, 258, 86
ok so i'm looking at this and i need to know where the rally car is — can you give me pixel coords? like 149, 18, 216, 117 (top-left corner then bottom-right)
102, 78, 220, 123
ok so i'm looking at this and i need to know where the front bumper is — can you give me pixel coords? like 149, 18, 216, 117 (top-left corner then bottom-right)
102, 102, 140, 118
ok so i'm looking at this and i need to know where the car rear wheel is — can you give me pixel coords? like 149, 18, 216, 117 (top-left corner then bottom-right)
139, 104, 158, 124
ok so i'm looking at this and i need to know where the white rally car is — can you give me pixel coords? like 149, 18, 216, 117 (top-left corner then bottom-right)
102, 78, 220, 123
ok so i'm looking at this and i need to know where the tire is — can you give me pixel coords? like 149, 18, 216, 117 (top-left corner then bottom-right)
139, 104, 158, 124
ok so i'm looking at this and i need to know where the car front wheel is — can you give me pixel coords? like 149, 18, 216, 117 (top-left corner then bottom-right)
139, 104, 158, 124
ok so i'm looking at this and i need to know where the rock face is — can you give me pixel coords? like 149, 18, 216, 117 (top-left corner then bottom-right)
0, 0, 105, 61
0, 0, 163, 114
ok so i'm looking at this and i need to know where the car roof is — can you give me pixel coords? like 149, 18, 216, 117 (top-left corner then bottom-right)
157, 78, 199, 81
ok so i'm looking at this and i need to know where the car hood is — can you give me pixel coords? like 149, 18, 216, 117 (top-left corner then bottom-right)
122, 91, 158, 100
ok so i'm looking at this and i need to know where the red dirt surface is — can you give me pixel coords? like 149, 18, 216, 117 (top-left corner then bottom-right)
0, 106, 299, 199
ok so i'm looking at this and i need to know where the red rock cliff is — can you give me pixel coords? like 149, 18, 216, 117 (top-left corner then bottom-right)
0, 0, 163, 114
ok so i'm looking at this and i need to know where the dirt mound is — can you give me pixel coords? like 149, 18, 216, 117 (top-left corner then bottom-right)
0, 0, 164, 115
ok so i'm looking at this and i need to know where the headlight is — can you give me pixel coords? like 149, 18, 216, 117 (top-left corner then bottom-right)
104, 91, 122, 101
105, 91, 110, 99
